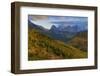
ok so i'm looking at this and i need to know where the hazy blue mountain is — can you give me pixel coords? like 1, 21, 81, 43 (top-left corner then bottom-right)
50, 25, 58, 31
28, 20, 87, 43
52, 21, 87, 32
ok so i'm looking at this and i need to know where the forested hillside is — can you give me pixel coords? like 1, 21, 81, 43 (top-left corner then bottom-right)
28, 29, 87, 60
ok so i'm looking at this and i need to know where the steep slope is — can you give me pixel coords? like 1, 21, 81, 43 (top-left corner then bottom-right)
67, 31, 88, 51
28, 29, 87, 60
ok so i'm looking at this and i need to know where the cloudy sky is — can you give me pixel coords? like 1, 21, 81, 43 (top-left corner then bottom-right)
28, 15, 88, 29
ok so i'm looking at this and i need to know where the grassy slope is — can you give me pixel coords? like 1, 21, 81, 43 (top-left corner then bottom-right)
67, 31, 88, 51
28, 29, 87, 60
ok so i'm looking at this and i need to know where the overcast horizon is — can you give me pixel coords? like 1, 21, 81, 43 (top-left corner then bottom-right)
28, 15, 88, 29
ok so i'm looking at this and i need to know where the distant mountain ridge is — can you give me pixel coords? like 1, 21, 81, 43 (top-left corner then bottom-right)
50, 23, 87, 33
28, 19, 87, 43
